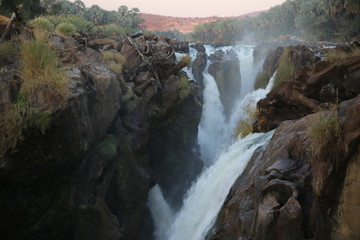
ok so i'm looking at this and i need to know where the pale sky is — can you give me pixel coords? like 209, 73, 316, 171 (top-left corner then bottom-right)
72, 0, 286, 17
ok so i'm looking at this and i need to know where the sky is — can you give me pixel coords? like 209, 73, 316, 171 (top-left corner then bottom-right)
73, 0, 287, 18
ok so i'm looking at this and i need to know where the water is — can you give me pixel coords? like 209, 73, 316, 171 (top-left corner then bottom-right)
167, 131, 274, 240
197, 70, 228, 166
148, 45, 274, 240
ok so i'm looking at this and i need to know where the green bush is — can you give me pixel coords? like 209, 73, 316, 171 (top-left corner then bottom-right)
29, 17, 55, 32
178, 76, 191, 99
46, 15, 94, 32
55, 23, 76, 36
308, 110, 342, 161
101, 24, 127, 37
274, 47, 295, 87
254, 71, 270, 90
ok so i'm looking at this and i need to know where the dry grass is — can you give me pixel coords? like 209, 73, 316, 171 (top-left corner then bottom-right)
233, 104, 259, 139
0, 100, 51, 156
308, 110, 342, 162
19, 29, 69, 102
274, 47, 295, 87
102, 50, 125, 75
325, 47, 360, 62
0, 29, 68, 156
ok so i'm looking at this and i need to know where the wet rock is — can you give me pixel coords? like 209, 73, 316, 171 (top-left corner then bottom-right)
208, 49, 241, 118
191, 43, 206, 53
191, 51, 207, 89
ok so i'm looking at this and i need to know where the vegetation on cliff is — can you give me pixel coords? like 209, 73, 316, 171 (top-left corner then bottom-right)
0, 28, 68, 156
191, 0, 360, 44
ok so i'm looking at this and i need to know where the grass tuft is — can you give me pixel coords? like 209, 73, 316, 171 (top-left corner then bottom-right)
96, 135, 118, 158
178, 76, 191, 99
274, 47, 295, 87
102, 50, 125, 75
325, 47, 360, 62
29, 17, 55, 32
308, 110, 342, 162
19, 29, 69, 103
55, 22, 76, 36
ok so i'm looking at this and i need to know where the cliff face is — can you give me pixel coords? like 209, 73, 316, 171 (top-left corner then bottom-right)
0, 33, 202, 240
208, 48, 360, 240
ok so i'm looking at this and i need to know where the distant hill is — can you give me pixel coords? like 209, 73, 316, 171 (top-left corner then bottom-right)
140, 11, 264, 33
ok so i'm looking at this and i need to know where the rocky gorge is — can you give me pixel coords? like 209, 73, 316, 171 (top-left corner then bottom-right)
0, 28, 360, 240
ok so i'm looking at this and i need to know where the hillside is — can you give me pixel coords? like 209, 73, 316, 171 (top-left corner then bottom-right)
140, 11, 263, 33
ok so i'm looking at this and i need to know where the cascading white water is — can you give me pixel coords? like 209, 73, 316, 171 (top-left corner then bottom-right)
147, 185, 174, 240
167, 131, 274, 240
148, 45, 275, 240
197, 70, 228, 166
236, 45, 256, 99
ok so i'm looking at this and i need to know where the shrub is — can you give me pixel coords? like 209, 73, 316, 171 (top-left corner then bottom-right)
55, 22, 76, 36
46, 15, 94, 32
254, 71, 270, 90
29, 17, 55, 32
19, 29, 69, 101
308, 110, 342, 162
178, 76, 191, 99
274, 47, 295, 87
102, 50, 125, 75
180, 55, 192, 67
101, 24, 135, 36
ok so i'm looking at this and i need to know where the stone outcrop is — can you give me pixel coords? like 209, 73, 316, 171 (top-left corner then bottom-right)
208, 46, 360, 240
208, 49, 241, 118
0, 33, 202, 240
208, 102, 359, 239
191, 44, 207, 90
255, 56, 360, 132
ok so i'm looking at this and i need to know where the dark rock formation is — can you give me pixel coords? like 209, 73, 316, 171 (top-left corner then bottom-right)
208, 49, 241, 118
208, 102, 359, 239
0, 34, 201, 240
191, 43, 206, 53
255, 56, 360, 132
208, 46, 360, 240
191, 51, 207, 90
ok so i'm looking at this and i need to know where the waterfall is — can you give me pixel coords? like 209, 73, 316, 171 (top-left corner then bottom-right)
167, 131, 274, 240
147, 185, 174, 240
148, 45, 274, 240
197, 70, 228, 166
